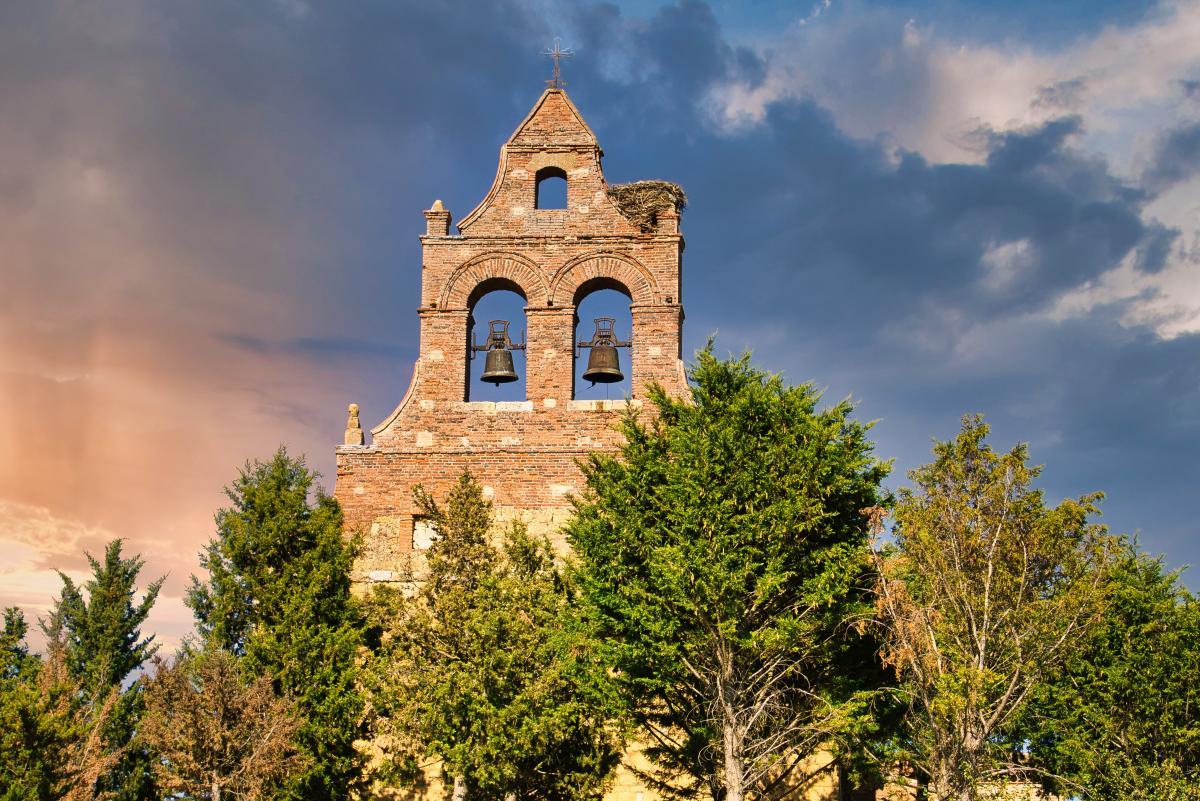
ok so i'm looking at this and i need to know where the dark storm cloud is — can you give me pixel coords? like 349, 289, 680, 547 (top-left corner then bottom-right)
0, 0, 561, 642
625, 105, 1157, 331
539, 2, 1198, 570
1142, 121, 1200, 194
3, 0, 1197, 647
564, 0, 766, 138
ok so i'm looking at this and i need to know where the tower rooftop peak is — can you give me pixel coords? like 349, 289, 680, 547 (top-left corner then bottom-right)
505, 85, 598, 149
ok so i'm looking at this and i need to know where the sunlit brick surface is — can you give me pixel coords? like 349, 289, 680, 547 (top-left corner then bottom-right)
336, 87, 685, 587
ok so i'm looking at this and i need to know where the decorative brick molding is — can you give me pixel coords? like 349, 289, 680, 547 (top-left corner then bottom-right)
439, 252, 550, 310
550, 251, 659, 306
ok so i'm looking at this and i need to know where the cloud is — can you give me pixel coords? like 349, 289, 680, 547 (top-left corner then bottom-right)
218, 334, 415, 363
1142, 121, 1200, 193
2, 0, 1199, 644
0, 501, 193, 654
707, 0, 1200, 165
0, 0, 555, 657
1033, 77, 1090, 112
567, 4, 1200, 572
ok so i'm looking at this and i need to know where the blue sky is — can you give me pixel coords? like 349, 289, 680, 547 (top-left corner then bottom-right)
1, 0, 1198, 646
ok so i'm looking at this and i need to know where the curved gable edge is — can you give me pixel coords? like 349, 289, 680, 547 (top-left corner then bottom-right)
457, 89, 601, 233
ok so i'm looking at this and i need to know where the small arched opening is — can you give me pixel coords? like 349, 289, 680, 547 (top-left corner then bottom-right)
534, 167, 568, 210
573, 278, 633, 401
467, 278, 527, 402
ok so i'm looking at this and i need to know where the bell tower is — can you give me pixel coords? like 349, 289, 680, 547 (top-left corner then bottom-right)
335, 87, 687, 582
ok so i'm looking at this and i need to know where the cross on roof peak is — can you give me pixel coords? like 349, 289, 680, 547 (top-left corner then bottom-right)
543, 38, 573, 90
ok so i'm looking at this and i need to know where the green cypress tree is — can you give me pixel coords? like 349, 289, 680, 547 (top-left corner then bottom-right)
47, 540, 163, 801
1, 606, 135, 801
1024, 544, 1200, 799
367, 473, 623, 801
567, 348, 891, 801
52, 541, 162, 699
0, 607, 79, 801
186, 448, 365, 801
2, 607, 33, 680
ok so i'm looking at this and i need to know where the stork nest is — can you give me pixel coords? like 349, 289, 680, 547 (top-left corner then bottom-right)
606, 180, 687, 232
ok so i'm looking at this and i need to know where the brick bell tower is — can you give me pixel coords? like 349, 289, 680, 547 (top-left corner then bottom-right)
335, 87, 687, 585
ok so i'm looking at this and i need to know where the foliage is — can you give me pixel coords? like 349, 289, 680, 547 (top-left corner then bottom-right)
186, 448, 366, 801
0, 608, 126, 801
0, 607, 71, 801
1023, 544, 1200, 799
366, 472, 623, 801
42, 540, 163, 801
2, 607, 33, 679
52, 540, 163, 700
18, 537, 164, 801
139, 648, 309, 801
872, 415, 1115, 801
566, 348, 890, 801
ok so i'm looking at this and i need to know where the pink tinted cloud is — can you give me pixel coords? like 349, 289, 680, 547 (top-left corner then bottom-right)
0, 1, 411, 649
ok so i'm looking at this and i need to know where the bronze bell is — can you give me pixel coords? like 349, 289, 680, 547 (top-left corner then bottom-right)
481, 348, 518, 385
583, 343, 623, 384
578, 317, 630, 386
473, 319, 525, 386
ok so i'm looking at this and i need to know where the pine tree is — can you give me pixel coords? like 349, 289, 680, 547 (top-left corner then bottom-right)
186, 448, 365, 801
567, 349, 891, 801
46, 540, 163, 801
0, 608, 126, 801
367, 472, 623, 801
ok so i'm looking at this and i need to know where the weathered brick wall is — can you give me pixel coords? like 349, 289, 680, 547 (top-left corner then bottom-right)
338, 408, 632, 582
336, 87, 686, 586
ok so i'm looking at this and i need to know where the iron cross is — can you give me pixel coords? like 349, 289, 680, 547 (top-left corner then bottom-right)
543, 38, 573, 89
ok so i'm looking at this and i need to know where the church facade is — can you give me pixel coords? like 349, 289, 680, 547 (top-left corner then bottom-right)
335, 87, 687, 579
335, 87, 849, 801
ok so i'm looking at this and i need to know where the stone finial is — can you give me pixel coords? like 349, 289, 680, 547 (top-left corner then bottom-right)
424, 199, 452, 236
344, 403, 365, 446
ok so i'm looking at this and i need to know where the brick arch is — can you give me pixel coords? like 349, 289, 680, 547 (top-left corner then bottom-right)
550, 252, 658, 307
440, 253, 550, 310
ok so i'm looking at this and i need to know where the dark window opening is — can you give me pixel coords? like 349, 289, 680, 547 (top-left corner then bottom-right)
535, 167, 568, 209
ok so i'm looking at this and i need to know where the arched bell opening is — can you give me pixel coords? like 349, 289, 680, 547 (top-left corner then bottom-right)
534, 166, 568, 209
467, 279, 527, 402
573, 279, 633, 401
